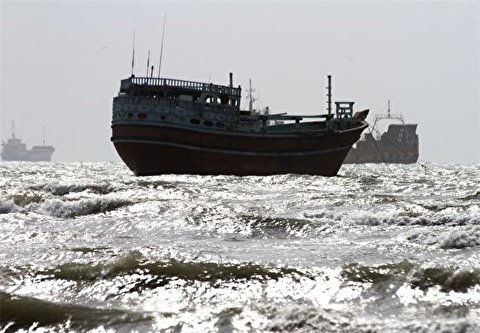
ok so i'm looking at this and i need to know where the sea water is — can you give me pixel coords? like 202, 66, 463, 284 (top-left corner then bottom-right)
0, 162, 479, 332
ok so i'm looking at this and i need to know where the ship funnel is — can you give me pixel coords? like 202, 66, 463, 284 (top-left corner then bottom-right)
229, 72, 233, 87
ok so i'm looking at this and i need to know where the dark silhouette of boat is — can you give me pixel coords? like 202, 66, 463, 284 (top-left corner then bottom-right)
111, 71, 369, 176
1, 124, 55, 161
344, 101, 419, 164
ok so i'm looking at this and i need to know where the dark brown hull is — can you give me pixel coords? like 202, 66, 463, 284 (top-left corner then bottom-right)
111, 122, 367, 176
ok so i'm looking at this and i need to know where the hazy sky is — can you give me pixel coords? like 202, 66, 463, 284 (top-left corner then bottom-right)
1, 1, 479, 163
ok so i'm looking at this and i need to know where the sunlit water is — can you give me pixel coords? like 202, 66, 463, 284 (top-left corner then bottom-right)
0, 162, 479, 332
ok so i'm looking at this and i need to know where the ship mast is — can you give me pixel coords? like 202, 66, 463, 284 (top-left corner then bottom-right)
146, 50, 150, 77
372, 100, 406, 134
247, 79, 256, 112
42, 126, 46, 146
131, 30, 135, 76
11, 121, 15, 139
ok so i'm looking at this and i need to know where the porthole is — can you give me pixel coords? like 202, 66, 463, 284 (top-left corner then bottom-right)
190, 119, 200, 125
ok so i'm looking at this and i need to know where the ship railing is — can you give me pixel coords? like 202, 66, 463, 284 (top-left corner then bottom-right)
240, 114, 332, 121
115, 96, 172, 106
126, 76, 241, 96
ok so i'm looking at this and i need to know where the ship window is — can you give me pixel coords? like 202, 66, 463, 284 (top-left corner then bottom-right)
160, 116, 165, 120
204, 120, 213, 127
138, 113, 147, 119
205, 96, 213, 104
220, 94, 229, 105
179, 94, 193, 102
127, 113, 134, 118
216, 122, 225, 128
190, 119, 200, 125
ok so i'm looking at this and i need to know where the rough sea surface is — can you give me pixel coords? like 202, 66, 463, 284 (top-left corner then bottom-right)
0, 162, 479, 332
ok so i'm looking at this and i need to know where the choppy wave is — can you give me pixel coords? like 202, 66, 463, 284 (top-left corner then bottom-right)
1, 162, 479, 332
0, 197, 134, 218
0, 199, 16, 214
0, 291, 152, 331
10, 254, 479, 295
341, 261, 480, 293
350, 206, 480, 227
37, 252, 306, 285
406, 226, 480, 249
440, 228, 480, 249
132, 179, 179, 189
29, 182, 119, 196
341, 260, 414, 284
411, 266, 480, 292
460, 190, 480, 201
12, 193, 44, 206
38, 198, 134, 218
238, 215, 315, 237
186, 205, 319, 238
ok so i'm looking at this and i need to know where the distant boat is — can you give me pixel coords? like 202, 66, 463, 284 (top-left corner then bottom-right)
111, 72, 369, 176
344, 101, 419, 164
1, 124, 55, 161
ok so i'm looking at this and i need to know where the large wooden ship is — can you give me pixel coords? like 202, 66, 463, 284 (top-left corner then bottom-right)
111, 73, 369, 176
344, 101, 419, 164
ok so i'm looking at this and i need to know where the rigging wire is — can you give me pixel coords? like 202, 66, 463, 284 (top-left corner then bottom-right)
366, 122, 396, 176
367, 123, 431, 174
157, 14, 166, 78
368, 123, 413, 157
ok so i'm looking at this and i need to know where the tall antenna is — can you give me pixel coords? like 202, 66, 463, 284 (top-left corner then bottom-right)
157, 14, 166, 78
131, 30, 136, 76
248, 79, 256, 112
146, 50, 150, 77
11, 120, 15, 139
42, 126, 46, 145
326, 75, 332, 116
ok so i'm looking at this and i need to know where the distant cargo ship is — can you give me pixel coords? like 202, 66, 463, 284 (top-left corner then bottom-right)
344, 101, 419, 164
1, 125, 55, 161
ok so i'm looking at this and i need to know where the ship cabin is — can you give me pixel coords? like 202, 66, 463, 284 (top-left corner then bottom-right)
113, 74, 243, 127
112, 73, 359, 133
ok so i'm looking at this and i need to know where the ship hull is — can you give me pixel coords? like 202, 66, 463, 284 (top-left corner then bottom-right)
1, 149, 54, 162
111, 123, 367, 176
344, 150, 418, 164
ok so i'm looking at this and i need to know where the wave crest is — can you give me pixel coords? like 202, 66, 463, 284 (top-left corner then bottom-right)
411, 267, 480, 292
0, 199, 16, 214
12, 193, 44, 206
440, 228, 480, 249
341, 261, 480, 293
0, 291, 151, 331
29, 182, 118, 196
341, 260, 414, 283
38, 252, 307, 285
39, 198, 134, 218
